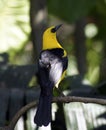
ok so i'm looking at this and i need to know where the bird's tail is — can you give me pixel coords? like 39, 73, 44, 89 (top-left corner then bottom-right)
34, 90, 53, 126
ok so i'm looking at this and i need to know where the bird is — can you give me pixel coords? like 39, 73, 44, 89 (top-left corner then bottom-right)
34, 24, 68, 127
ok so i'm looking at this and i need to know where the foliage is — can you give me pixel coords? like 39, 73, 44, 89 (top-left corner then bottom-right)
64, 103, 106, 130
0, 0, 30, 53
0, 0, 106, 130
48, 0, 96, 23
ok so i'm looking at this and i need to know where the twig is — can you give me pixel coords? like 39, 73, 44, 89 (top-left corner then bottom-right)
0, 96, 106, 130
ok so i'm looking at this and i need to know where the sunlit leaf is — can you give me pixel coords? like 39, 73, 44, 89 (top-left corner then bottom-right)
64, 103, 106, 130
0, 0, 30, 52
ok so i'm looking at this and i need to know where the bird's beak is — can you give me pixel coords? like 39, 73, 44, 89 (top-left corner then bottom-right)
51, 24, 62, 33
54, 24, 62, 31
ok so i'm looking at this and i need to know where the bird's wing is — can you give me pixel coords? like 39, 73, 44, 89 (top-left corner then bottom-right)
38, 50, 63, 87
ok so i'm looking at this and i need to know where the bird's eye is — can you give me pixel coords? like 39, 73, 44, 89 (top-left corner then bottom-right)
51, 28, 56, 33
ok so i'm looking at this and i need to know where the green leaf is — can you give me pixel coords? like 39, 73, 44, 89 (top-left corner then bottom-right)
48, 0, 96, 23
0, 0, 30, 52
97, 0, 106, 16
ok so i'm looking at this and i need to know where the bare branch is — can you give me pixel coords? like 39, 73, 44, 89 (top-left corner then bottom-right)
0, 101, 38, 130
53, 96, 106, 105
0, 96, 106, 130
8, 101, 38, 130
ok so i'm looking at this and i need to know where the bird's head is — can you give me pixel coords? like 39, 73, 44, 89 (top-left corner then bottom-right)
42, 24, 62, 50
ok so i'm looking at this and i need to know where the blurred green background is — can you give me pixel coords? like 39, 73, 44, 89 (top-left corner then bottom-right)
0, 0, 106, 130
1, 0, 106, 85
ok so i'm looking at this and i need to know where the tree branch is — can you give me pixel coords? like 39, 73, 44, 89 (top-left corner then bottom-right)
0, 101, 38, 130
0, 96, 106, 130
53, 96, 106, 105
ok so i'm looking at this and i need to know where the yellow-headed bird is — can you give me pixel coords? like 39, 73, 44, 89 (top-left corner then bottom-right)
34, 24, 68, 126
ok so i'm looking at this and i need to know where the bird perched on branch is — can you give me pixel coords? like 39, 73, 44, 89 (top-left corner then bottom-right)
34, 24, 68, 126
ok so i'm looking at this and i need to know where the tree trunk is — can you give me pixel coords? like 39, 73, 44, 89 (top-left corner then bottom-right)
74, 18, 87, 76
29, 0, 48, 61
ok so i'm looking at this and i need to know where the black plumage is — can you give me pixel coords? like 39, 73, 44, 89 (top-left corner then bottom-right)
34, 48, 68, 126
